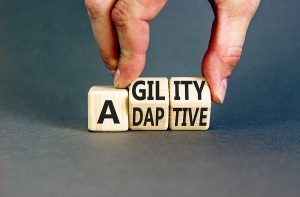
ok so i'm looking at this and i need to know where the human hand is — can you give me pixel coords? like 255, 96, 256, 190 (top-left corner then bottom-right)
202, 0, 260, 103
85, 0, 260, 103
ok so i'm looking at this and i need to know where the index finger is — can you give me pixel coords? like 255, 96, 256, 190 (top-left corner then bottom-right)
85, 0, 119, 71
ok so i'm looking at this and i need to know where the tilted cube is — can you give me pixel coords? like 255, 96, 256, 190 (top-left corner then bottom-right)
169, 77, 211, 130
129, 78, 169, 130
88, 86, 128, 131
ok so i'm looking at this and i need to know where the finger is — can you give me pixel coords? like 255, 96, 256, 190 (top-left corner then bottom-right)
202, 0, 260, 103
112, 0, 167, 88
85, 0, 119, 71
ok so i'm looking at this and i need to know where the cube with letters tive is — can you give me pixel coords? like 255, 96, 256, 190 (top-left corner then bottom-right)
169, 77, 211, 130
88, 86, 128, 131
129, 77, 169, 130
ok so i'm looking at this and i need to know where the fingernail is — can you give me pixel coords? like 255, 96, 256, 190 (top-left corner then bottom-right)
217, 78, 228, 103
114, 69, 121, 88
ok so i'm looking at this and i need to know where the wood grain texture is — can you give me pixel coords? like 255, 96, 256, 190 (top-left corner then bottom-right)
169, 77, 211, 130
129, 78, 169, 130
88, 86, 128, 131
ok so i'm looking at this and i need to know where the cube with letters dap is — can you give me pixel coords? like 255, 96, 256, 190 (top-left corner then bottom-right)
129, 78, 169, 130
169, 77, 211, 130
88, 86, 128, 131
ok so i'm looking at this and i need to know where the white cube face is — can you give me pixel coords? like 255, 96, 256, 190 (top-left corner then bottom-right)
88, 86, 128, 131
169, 77, 211, 130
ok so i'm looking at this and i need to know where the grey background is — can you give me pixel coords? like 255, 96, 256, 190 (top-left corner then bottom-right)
0, 0, 299, 196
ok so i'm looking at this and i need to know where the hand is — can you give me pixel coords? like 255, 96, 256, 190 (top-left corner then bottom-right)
85, 0, 260, 103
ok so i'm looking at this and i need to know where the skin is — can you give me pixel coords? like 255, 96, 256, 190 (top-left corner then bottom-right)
85, 0, 261, 103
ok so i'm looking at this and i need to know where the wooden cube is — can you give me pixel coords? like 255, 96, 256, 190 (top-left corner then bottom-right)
88, 86, 128, 131
129, 78, 169, 130
169, 77, 211, 130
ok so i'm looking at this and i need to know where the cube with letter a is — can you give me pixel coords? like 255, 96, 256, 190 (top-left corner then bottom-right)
88, 86, 128, 131
169, 77, 211, 130
129, 78, 169, 130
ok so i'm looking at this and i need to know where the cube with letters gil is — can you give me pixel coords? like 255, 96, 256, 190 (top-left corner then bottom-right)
169, 77, 211, 130
129, 77, 169, 130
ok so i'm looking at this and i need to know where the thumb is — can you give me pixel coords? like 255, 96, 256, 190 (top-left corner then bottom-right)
111, 0, 149, 88
202, 0, 260, 103
112, 0, 167, 88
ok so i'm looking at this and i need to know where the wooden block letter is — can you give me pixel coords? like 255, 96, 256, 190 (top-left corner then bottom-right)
129, 78, 169, 130
88, 86, 128, 131
169, 77, 211, 130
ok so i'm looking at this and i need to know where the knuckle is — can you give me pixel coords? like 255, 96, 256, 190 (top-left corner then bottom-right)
222, 46, 242, 68
111, 0, 131, 26
85, 0, 107, 21
223, 56, 241, 69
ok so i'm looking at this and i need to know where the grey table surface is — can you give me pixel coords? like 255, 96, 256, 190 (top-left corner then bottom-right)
0, 0, 300, 196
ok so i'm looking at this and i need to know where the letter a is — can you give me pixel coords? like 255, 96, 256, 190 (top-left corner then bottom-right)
98, 100, 120, 124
